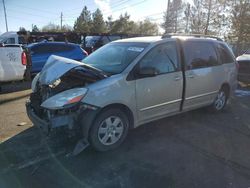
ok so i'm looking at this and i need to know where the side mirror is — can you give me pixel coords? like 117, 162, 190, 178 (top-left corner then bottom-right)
138, 66, 158, 77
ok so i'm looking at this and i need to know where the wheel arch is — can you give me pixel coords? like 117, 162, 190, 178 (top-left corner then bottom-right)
220, 82, 231, 97
99, 103, 135, 129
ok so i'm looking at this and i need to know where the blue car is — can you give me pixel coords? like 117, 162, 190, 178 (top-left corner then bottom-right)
28, 42, 88, 74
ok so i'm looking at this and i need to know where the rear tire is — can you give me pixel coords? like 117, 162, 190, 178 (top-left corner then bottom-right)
210, 87, 229, 112
89, 108, 129, 151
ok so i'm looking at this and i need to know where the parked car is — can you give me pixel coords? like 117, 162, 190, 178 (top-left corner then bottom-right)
0, 45, 28, 83
82, 35, 124, 54
27, 42, 88, 74
236, 49, 250, 83
26, 35, 238, 153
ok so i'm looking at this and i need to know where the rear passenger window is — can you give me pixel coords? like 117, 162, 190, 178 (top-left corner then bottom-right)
31, 45, 50, 54
216, 43, 235, 64
51, 44, 74, 52
139, 42, 179, 74
183, 41, 219, 69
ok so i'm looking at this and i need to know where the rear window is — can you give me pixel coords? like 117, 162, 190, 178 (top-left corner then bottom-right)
30, 43, 74, 54
5, 38, 15, 44
51, 44, 74, 52
183, 41, 219, 69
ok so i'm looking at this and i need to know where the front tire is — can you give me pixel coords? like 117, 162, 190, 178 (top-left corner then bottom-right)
89, 108, 129, 151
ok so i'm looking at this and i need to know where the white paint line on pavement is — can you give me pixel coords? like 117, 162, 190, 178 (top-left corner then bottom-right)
17, 150, 65, 169
0, 150, 65, 175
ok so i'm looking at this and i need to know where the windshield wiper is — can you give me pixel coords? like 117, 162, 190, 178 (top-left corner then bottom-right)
81, 63, 109, 78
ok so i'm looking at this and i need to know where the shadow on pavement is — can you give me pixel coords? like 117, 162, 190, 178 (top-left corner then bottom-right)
0, 81, 31, 94
1, 100, 250, 188
0, 93, 30, 105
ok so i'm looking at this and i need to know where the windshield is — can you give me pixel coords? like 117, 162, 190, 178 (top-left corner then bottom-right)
245, 49, 250, 54
83, 42, 149, 74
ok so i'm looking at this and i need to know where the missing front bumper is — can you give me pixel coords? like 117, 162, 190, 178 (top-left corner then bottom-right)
26, 101, 77, 135
26, 101, 50, 134
26, 101, 100, 155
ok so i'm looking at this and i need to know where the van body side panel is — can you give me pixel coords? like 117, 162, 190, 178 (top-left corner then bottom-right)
136, 71, 183, 123
83, 74, 139, 126
183, 66, 224, 110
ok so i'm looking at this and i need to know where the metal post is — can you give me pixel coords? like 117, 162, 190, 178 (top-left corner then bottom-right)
2, 0, 8, 32
60, 12, 63, 30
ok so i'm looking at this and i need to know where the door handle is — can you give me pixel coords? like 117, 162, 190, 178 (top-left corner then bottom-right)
174, 76, 181, 81
187, 74, 194, 78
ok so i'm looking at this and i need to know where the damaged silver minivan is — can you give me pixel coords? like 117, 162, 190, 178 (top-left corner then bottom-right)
26, 35, 238, 152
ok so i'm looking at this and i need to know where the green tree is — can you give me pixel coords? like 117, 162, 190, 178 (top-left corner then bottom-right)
74, 6, 92, 33
137, 19, 159, 35
19, 27, 26, 32
229, 0, 250, 54
106, 16, 113, 32
189, 0, 207, 34
91, 8, 107, 33
41, 23, 72, 32
61, 24, 73, 32
110, 13, 137, 34
42, 23, 61, 32
161, 0, 184, 33
32, 25, 39, 32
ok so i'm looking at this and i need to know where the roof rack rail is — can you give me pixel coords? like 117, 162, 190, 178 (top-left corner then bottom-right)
162, 33, 223, 41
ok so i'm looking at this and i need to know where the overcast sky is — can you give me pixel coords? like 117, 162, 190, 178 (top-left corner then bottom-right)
0, 0, 173, 33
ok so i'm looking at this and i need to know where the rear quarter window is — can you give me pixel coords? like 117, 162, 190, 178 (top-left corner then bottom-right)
51, 44, 74, 52
183, 41, 219, 69
215, 43, 235, 64
30, 44, 50, 54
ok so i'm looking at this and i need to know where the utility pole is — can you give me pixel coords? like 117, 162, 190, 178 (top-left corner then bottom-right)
60, 12, 63, 30
166, 0, 170, 18
204, 0, 212, 35
2, 0, 8, 32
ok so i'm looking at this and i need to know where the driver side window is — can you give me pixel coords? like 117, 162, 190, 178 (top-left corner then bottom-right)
139, 42, 178, 74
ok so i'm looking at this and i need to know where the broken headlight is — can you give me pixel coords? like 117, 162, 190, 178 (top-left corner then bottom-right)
41, 88, 88, 110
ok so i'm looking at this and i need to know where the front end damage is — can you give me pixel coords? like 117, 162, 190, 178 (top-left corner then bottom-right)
26, 55, 106, 155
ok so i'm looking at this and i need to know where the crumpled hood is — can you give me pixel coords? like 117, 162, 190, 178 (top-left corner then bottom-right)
39, 55, 84, 85
236, 54, 250, 62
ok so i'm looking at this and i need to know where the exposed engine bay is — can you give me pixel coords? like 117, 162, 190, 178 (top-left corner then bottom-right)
30, 65, 105, 119
47, 66, 103, 95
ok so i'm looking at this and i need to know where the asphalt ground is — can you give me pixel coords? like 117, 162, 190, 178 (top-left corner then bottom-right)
0, 81, 250, 188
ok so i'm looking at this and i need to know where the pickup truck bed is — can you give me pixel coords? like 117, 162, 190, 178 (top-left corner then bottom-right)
0, 46, 27, 83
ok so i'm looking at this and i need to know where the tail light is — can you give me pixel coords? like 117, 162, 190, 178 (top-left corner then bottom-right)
235, 61, 239, 70
21, 52, 27, 66
82, 49, 88, 56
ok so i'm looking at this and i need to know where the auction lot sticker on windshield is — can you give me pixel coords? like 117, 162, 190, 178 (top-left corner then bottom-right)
127, 47, 144, 52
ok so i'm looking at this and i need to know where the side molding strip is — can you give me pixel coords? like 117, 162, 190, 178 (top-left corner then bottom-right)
140, 99, 182, 111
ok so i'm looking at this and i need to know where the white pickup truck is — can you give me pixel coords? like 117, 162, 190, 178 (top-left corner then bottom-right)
0, 45, 29, 84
